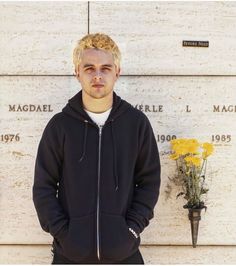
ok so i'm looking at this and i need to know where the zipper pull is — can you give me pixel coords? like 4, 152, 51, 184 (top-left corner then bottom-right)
98, 125, 103, 135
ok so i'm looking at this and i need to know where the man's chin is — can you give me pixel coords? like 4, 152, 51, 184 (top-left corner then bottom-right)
89, 92, 105, 99
82, 88, 112, 99
90, 89, 109, 99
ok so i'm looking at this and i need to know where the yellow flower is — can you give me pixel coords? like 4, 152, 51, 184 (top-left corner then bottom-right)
168, 138, 214, 208
174, 145, 188, 156
170, 138, 213, 165
184, 156, 201, 167
169, 153, 179, 160
202, 142, 214, 159
186, 139, 200, 154
170, 138, 200, 156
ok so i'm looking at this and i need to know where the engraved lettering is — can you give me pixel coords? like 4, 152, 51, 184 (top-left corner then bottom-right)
186, 105, 191, 112
134, 104, 163, 113
145, 105, 151, 112
17, 105, 23, 112
8, 104, 53, 112
43, 105, 47, 112
159, 105, 163, 112
228, 105, 233, 112
222, 106, 227, 112
9, 105, 16, 112
48, 105, 53, 112
213, 105, 220, 112
23, 105, 28, 112
36, 105, 42, 112
213, 105, 236, 112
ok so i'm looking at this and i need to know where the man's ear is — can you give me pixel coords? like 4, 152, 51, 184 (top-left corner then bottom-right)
74, 68, 80, 80
116, 67, 121, 79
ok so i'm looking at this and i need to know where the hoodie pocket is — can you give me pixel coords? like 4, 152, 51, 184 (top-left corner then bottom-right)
101, 212, 140, 261
58, 213, 95, 261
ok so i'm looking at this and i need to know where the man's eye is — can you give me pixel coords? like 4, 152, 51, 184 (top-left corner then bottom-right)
85, 68, 93, 72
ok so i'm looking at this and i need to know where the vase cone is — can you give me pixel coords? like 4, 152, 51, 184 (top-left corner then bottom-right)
188, 208, 202, 248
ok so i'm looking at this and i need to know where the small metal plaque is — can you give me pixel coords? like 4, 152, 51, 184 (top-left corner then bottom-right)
182, 40, 209, 47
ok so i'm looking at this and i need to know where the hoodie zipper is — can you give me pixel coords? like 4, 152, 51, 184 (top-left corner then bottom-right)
84, 120, 111, 261
97, 124, 103, 260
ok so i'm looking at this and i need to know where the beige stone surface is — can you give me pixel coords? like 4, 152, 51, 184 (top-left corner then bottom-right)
142, 245, 236, 264
0, 245, 53, 264
90, 1, 236, 75
0, 2, 87, 75
1, 245, 236, 264
0, 76, 235, 246
2, 2, 236, 75
0, 76, 78, 244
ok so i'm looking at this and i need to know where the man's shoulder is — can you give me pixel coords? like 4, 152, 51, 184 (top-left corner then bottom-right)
47, 111, 64, 123
123, 101, 154, 135
44, 112, 66, 131
126, 103, 150, 124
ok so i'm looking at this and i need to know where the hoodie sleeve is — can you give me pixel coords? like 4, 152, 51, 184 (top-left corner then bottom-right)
32, 115, 68, 240
126, 115, 161, 236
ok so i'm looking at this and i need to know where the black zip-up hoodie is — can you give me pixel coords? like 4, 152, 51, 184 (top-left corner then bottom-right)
33, 90, 161, 263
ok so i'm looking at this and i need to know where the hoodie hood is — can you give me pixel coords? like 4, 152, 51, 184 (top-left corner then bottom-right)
62, 90, 132, 191
62, 90, 131, 123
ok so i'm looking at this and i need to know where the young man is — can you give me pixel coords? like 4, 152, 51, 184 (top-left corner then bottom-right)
33, 33, 161, 264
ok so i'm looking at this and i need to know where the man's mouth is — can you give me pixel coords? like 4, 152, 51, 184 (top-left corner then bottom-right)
92, 84, 104, 88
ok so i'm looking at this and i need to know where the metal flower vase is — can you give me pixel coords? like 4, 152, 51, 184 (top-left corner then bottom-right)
188, 208, 202, 248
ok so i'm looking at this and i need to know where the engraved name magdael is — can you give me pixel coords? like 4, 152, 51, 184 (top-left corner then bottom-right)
134, 104, 163, 112
0, 134, 20, 142
9, 104, 53, 112
213, 105, 236, 112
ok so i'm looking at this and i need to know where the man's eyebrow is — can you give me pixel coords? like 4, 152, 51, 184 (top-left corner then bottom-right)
83, 64, 113, 68
102, 64, 113, 68
83, 64, 93, 68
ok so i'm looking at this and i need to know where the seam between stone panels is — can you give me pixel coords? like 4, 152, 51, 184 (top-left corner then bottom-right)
88, 1, 90, 34
1, 244, 236, 247
1, 74, 236, 77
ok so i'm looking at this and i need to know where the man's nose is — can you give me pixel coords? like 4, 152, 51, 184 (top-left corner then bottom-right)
93, 71, 102, 80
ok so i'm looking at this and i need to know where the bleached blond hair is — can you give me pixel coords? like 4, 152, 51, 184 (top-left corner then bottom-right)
73, 33, 121, 72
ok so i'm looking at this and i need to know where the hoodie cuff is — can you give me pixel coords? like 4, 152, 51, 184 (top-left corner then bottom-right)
128, 227, 139, 239
126, 219, 141, 236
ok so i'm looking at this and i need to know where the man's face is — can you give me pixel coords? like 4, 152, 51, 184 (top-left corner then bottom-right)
75, 48, 120, 99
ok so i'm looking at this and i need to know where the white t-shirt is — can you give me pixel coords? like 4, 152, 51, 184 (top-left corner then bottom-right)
84, 107, 112, 127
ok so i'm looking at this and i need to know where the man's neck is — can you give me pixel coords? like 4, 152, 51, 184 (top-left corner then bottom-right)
82, 90, 113, 113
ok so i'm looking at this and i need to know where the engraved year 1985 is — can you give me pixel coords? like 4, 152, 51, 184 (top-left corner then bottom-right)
212, 134, 231, 143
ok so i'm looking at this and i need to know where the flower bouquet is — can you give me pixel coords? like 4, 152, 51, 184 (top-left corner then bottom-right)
168, 138, 214, 247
